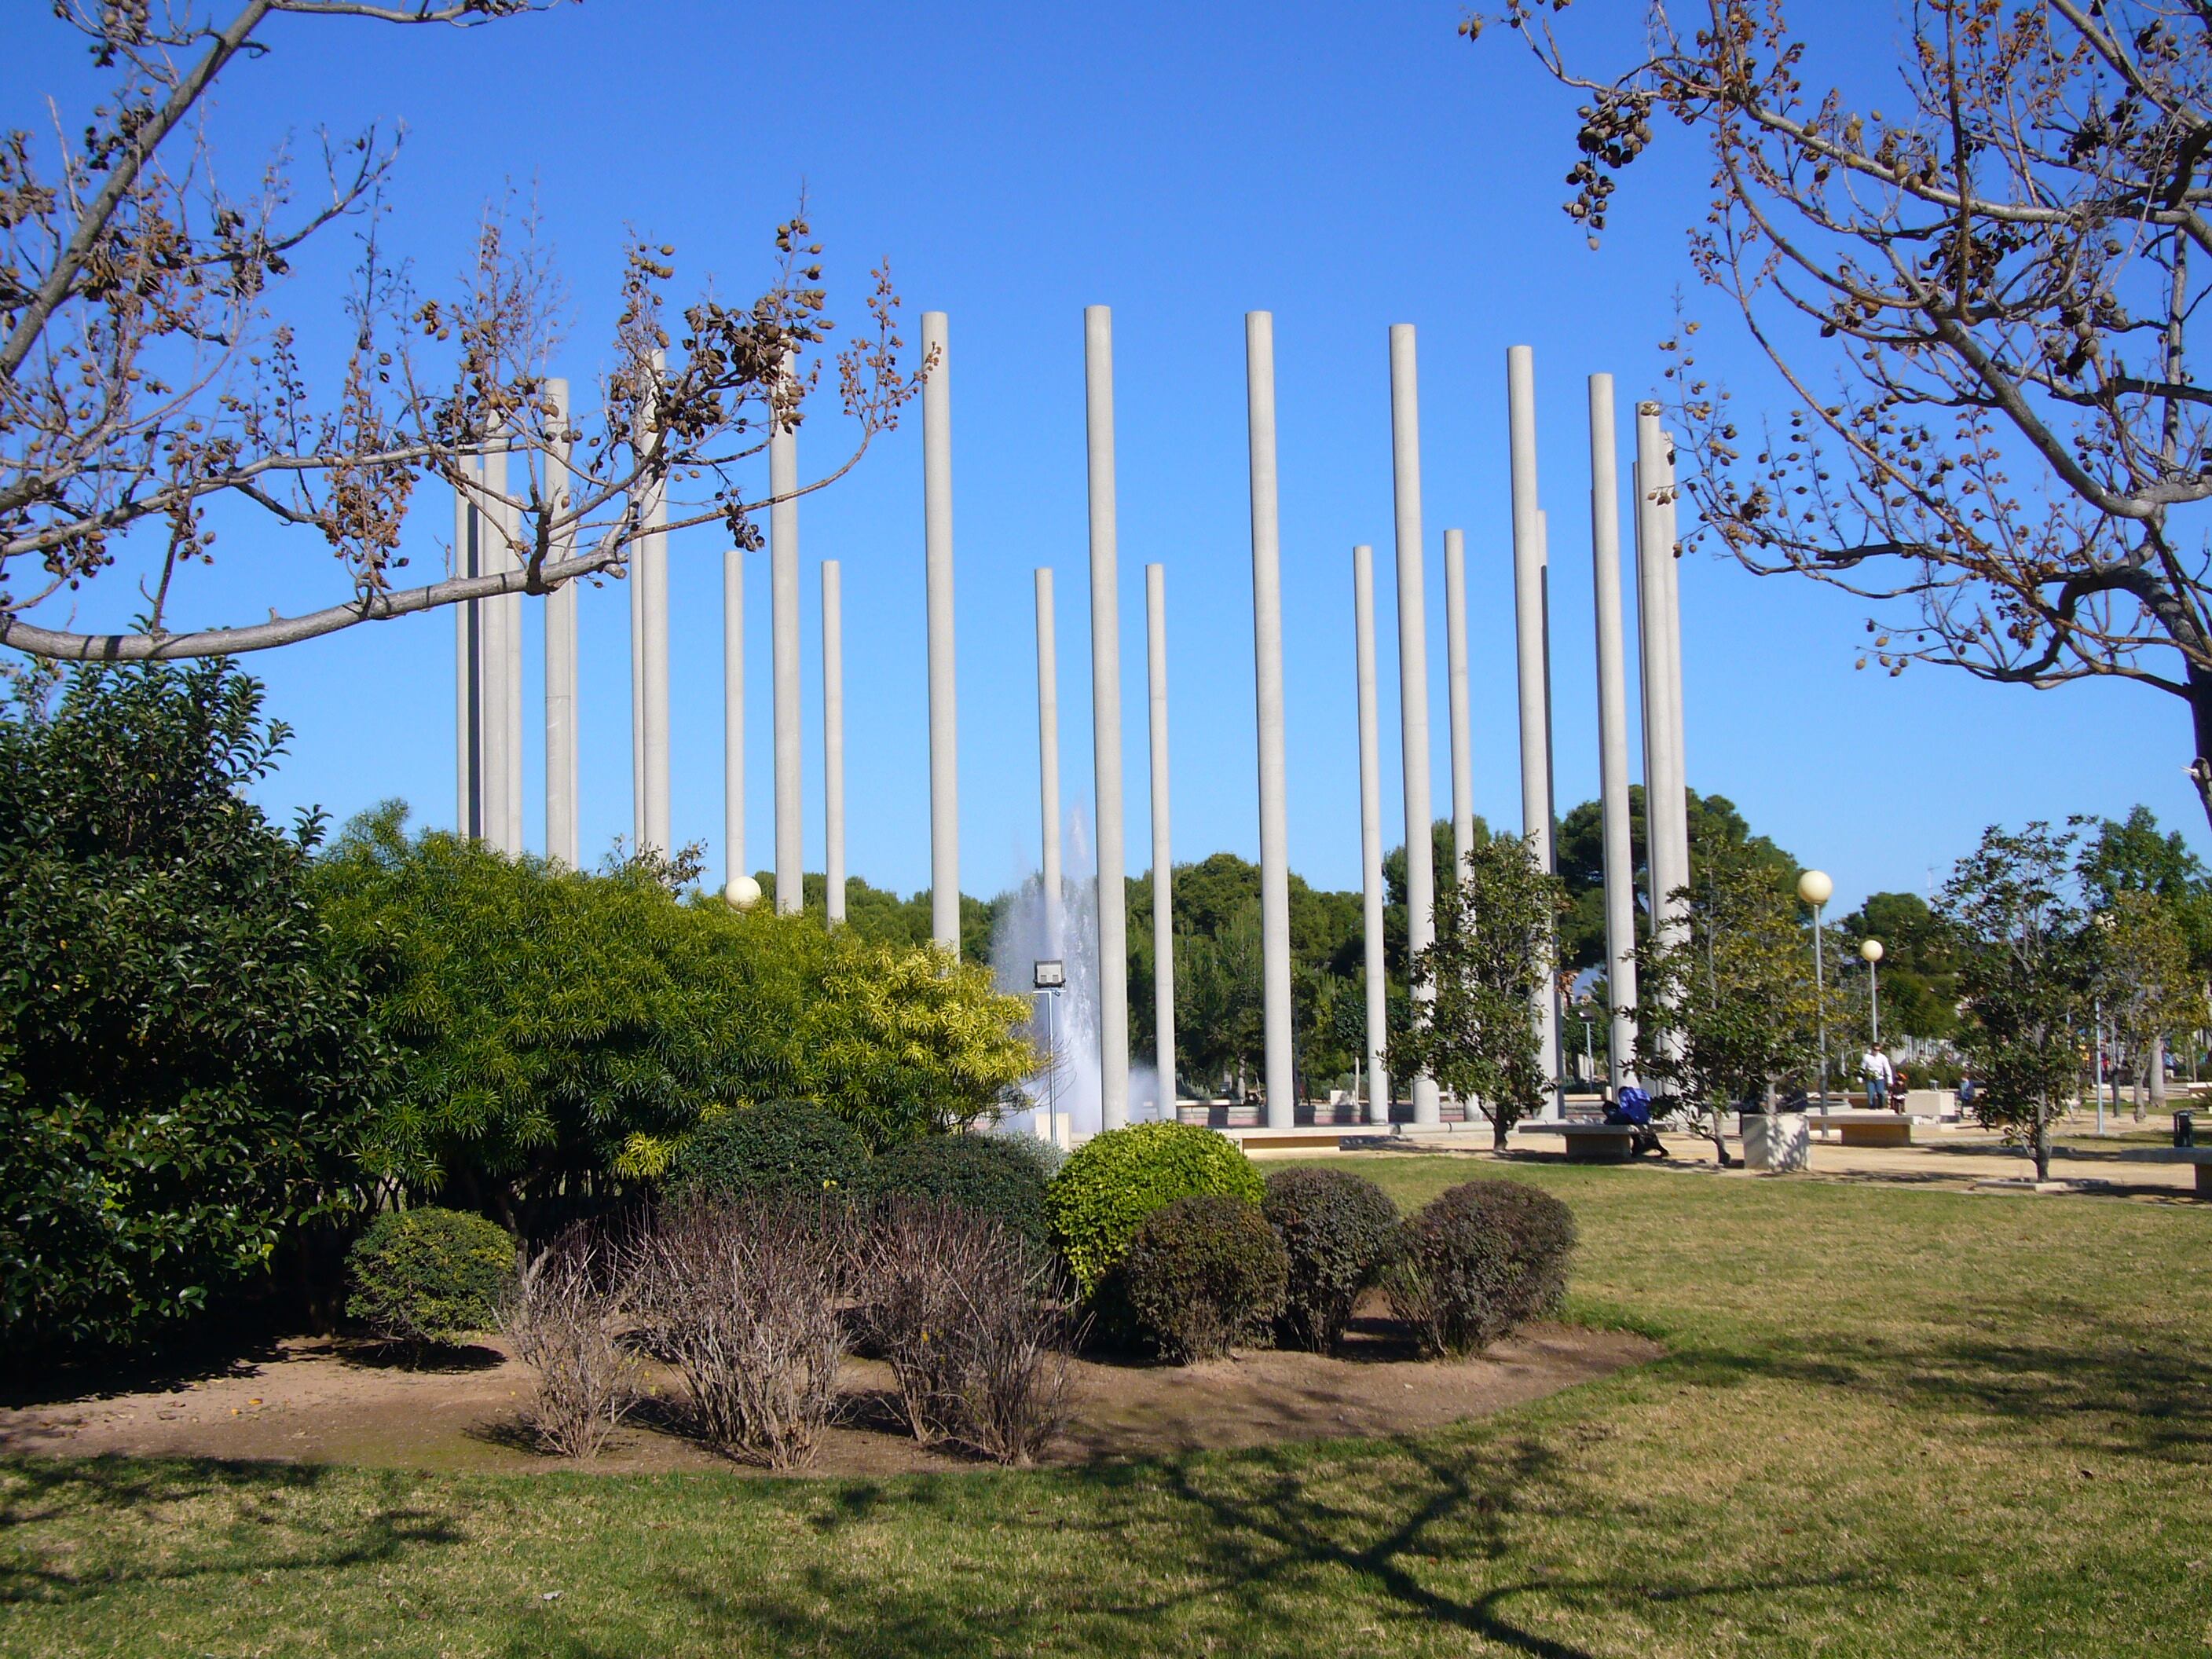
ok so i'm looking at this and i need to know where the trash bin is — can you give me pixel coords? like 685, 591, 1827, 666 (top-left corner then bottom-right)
2176, 1111, 2196, 1149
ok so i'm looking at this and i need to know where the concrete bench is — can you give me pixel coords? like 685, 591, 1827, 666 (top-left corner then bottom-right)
1514, 1121, 1641, 1163
2113, 1146, 2212, 1198
1807, 1108, 1917, 1148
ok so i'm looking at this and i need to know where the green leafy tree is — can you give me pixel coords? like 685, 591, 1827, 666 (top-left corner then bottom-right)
1836, 891, 1959, 1043
1940, 824, 2093, 1183
1558, 787, 1798, 971
313, 807, 1034, 1225
1388, 834, 1567, 1150
2078, 808, 2212, 1097
2090, 888, 2198, 1121
1631, 860, 1829, 1165
0, 661, 376, 1354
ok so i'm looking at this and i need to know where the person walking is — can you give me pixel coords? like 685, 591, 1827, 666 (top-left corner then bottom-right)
1859, 1045, 1895, 1111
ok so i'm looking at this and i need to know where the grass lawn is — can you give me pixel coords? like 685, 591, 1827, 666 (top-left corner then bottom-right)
3, 1155, 2208, 1657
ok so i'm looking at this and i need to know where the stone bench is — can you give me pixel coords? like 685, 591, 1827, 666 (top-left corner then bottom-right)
1513, 1122, 1642, 1163
2113, 1146, 2212, 1199
1805, 1108, 1917, 1148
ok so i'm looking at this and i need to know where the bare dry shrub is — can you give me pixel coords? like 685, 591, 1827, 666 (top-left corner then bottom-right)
856, 1197, 1078, 1467
500, 1224, 635, 1459
629, 1198, 850, 1469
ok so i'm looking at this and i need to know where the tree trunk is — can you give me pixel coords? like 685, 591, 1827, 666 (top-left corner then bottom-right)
2133, 1046, 2146, 1122
2188, 665, 2212, 839
1492, 1111, 1509, 1153
2032, 1117, 2051, 1184
2150, 1032, 2169, 1121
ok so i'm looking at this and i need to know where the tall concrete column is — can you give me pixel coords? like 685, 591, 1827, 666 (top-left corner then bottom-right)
1588, 375, 1639, 1090
544, 379, 579, 869
1084, 305, 1130, 1131
1657, 420, 1691, 936
1635, 405, 1690, 947
501, 456, 524, 856
1390, 324, 1441, 1127
1035, 568, 1064, 957
921, 311, 961, 952
1245, 311, 1296, 1130
641, 357, 671, 858
1353, 544, 1390, 1126
1508, 346, 1562, 1113
723, 533, 745, 888
454, 455, 481, 839
1445, 526, 1474, 884
479, 435, 515, 855
770, 384, 801, 914
822, 559, 845, 926
1145, 562, 1175, 1115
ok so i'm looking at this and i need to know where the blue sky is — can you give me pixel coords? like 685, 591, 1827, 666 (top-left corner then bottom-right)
8, 1, 2204, 913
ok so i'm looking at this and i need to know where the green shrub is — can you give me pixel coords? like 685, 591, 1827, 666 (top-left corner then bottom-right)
1119, 1195, 1287, 1363
1044, 1122, 1264, 1300
868, 1134, 1049, 1243
346, 1207, 515, 1350
1382, 1178, 1577, 1357
669, 1102, 871, 1202
1263, 1167, 1398, 1351
0, 661, 376, 1356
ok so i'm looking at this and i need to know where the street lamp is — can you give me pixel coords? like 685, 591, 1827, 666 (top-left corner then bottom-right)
1798, 870, 1834, 1111
1861, 937, 1884, 1048
723, 874, 763, 911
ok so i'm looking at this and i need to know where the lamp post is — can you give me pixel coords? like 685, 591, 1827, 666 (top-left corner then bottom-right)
1861, 937, 1884, 1048
1034, 959, 1068, 1147
1798, 870, 1834, 1111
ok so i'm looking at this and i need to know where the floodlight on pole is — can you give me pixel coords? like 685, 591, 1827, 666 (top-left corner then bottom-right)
1033, 958, 1068, 1147
1798, 870, 1833, 1109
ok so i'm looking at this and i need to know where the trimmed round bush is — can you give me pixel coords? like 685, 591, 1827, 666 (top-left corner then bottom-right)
669, 1101, 870, 1202
1119, 1194, 1288, 1363
1263, 1167, 1398, 1351
346, 1207, 515, 1350
1382, 1178, 1577, 1357
868, 1133, 1050, 1243
1044, 1121, 1265, 1300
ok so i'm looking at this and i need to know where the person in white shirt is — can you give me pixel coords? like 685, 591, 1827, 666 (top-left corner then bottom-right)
1859, 1046, 1895, 1110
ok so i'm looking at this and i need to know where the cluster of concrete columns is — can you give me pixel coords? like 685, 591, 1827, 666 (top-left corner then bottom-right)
451, 317, 1690, 1137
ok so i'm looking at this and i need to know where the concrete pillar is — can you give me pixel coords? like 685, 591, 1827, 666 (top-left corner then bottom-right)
1035, 568, 1064, 957
1084, 305, 1130, 1131
771, 383, 801, 913
1353, 544, 1390, 1126
822, 559, 845, 926
479, 434, 515, 855
1635, 405, 1690, 947
1445, 526, 1474, 884
1145, 562, 1175, 1115
1588, 375, 1639, 1090
723, 533, 745, 889
544, 379, 579, 869
1508, 346, 1562, 1113
1245, 311, 1296, 1130
454, 455, 481, 839
641, 357, 670, 858
501, 453, 524, 857
1657, 421, 1691, 937
1390, 324, 1440, 1128
922, 311, 961, 952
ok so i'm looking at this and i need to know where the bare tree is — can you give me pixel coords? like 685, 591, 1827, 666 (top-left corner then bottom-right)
2, 2, 921, 663
1483, 2, 2212, 824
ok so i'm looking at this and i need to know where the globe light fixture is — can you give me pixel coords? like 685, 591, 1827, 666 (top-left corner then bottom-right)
1859, 938, 1883, 964
723, 873, 763, 911
1796, 869, 1834, 906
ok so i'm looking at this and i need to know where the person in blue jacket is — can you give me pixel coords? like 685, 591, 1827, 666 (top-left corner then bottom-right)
1603, 1086, 1666, 1157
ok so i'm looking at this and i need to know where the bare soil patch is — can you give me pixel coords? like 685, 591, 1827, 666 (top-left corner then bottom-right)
0, 1302, 1656, 1477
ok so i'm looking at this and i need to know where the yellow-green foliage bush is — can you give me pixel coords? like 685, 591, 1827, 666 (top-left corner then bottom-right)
1043, 1122, 1263, 1300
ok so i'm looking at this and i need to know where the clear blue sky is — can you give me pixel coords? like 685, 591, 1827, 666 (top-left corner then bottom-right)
9, 1, 2204, 914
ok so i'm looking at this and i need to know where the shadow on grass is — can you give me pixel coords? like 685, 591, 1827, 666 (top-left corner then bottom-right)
0, 1456, 463, 1606
624, 1436, 1861, 1659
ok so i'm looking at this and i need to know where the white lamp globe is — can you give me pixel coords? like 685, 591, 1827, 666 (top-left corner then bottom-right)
1796, 869, 1834, 906
723, 874, 763, 911
1860, 938, 1884, 963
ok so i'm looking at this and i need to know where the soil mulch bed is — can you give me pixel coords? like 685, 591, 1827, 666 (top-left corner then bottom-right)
0, 1304, 1657, 1477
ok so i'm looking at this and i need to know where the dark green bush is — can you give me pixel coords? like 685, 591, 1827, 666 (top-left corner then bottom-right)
669, 1102, 871, 1202
1119, 1195, 1288, 1363
868, 1134, 1049, 1244
1382, 1178, 1577, 1357
1263, 1167, 1398, 1351
1044, 1121, 1264, 1299
0, 661, 376, 1357
346, 1207, 515, 1350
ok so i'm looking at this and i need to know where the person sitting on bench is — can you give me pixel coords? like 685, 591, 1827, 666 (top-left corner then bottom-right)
1603, 1086, 1666, 1157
